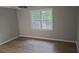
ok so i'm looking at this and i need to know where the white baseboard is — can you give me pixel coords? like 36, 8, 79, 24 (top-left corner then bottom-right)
75, 41, 79, 52
19, 35, 76, 43
0, 36, 19, 45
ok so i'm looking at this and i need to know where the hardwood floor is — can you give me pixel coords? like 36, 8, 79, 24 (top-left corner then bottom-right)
0, 37, 77, 53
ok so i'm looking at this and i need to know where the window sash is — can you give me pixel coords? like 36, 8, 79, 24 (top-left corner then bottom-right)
32, 20, 52, 30
31, 8, 53, 30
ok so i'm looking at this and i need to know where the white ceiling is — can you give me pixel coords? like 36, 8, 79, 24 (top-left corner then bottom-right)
0, 6, 20, 9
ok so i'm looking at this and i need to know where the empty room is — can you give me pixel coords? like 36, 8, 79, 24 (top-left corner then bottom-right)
0, 6, 79, 53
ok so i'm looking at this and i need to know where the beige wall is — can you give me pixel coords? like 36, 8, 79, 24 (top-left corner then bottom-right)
17, 6, 78, 42
77, 8, 79, 52
0, 8, 19, 43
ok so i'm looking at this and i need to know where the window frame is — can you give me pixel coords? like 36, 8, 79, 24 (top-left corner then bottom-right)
30, 8, 53, 31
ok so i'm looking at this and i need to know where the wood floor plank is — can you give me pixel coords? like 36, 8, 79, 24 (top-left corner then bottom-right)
0, 37, 77, 53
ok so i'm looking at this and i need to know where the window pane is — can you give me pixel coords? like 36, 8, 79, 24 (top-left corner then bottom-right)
41, 9, 52, 21
32, 20, 41, 30
32, 11, 41, 21
41, 9, 52, 30
42, 20, 52, 30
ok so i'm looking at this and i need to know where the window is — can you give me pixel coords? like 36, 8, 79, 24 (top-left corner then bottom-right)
31, 8, 53, 30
